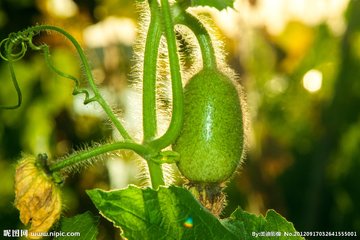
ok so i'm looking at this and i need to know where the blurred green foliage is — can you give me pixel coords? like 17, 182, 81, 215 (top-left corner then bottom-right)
222, 0, 360, 234
0, 0, 359, 238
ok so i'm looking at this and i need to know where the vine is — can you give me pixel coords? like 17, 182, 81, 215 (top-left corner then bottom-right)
0, 0, 188, 189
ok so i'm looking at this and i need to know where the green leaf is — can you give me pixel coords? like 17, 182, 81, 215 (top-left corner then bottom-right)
221, 208, 304, 239
177, 0, 235, 10
59, 211, 99, 240
87, 185, 303, 240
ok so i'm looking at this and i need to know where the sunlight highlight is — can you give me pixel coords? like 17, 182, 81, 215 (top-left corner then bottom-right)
302, 69, 322, 93
83, 17, 137, 48
46, 0, 78, 18
215, 0, 350, 36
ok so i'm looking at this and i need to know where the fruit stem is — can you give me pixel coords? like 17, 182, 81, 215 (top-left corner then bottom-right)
174, 8, 217, 70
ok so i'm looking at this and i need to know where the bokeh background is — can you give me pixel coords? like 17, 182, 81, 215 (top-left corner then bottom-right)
1, 0, 359, 239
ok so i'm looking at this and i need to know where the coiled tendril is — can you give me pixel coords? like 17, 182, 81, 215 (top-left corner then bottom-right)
0, 27, 94, 110
0, 25, 132, 140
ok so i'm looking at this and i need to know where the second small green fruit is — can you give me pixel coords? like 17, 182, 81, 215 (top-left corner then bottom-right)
173, 68, 244, 183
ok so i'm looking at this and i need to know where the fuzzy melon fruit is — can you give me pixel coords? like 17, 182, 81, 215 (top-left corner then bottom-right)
173, 68, 244, 183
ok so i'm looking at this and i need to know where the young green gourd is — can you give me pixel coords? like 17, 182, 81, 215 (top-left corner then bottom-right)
173, 68, 245, 215
173, 68, 244, 184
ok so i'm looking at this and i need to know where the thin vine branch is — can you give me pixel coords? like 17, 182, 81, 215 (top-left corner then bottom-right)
0, 37, 25, 109
143, 1, 162, 141
143, 0, 165, 188
149, 0, 184, 151
49, 142, 152, 172
0, 26, 133, 141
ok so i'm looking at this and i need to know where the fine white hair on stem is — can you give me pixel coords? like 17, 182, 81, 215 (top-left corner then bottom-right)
134, 157, 176, 187
162, 159, 176, 185
55, 140, 115, 174
125, 1, 178, 185
174, 24, 202, 85
186, 8, 228, 70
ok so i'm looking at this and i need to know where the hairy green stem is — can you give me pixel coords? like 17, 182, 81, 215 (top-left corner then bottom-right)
174, 10, 217, 69
143, 0, 165, 188
143, 1, 162, 142
11, 25, 133, 141
149, 0, 184, 150
49, 142, 151, 172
